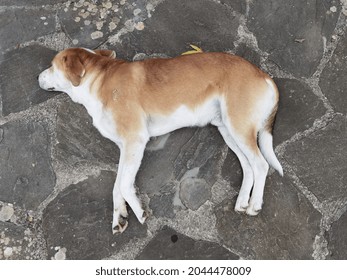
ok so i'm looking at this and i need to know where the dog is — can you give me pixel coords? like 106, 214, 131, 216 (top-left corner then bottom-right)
38, 48, 283, 234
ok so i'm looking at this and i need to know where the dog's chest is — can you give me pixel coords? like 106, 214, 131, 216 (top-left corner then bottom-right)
71, 89, 120, 144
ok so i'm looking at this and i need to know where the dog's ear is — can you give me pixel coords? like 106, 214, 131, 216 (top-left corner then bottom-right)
62, 54, 85, 86
94, 49, 116, 58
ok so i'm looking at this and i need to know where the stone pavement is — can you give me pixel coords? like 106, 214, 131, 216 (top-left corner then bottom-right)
0, 0, 346, 260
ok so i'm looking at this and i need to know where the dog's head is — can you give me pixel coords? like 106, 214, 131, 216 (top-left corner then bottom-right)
38, 48, 116, 92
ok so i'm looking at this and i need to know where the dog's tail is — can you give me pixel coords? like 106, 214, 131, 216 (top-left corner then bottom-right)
258, 79, 283, 176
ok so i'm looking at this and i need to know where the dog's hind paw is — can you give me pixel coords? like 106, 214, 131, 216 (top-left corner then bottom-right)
234, 195, 249, 213
245, 199, 262, 216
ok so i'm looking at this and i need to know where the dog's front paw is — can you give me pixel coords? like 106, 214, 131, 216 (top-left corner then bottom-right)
112, 215, 128, 234
112, 207, 129, 234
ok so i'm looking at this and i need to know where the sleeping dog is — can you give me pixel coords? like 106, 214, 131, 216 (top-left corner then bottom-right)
38, 48, 283, 233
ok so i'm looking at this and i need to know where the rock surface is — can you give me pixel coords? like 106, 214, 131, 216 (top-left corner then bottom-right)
0, 0, 346, 260
0, 120, 55, 210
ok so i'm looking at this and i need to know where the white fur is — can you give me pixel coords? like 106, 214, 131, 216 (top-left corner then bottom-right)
148, 97, 221, 136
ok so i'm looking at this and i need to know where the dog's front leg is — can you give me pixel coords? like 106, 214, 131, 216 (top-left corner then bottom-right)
112, 139, 148, 234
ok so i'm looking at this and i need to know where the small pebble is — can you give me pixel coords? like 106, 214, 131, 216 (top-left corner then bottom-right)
109, 22, 117, 32
135, 22, 145, 31
330, 6, 337, 13
133, 8, 141, 16
91, 31, 103, 40
54, 247, 67, 260
0, 204, 14, 222
96, 21, 104, 30
104, 1, 112, 9
4, 247, 13, 258
72, 39, 79, 45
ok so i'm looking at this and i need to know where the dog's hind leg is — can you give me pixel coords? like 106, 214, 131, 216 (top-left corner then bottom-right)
112, 157, 129, 234
217, 125, 254, 211
224, 120, 269, 215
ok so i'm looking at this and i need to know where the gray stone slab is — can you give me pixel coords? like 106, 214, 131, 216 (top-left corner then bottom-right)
214, 174, 321, 259
58, 0, 146, 49
149, 192, 176, 219
284, 115, 347, 204
42, 171, 147, 260
115, 0, 240, 59
136, 226, 239, 260
319, 33, 347, 114
137, 128, 196, 195
173, 126, 226, 186
0, 120, 55, 210
248, 0, 340, 77
55, 99, 119, 167
273, 78, 326, 145
179, 178, 211, 211
328, 210, 347, 259
0, 8, 55, 51
0, 45, 57, 116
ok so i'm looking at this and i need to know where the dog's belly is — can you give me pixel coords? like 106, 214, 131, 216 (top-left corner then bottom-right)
147, 97, 222, 137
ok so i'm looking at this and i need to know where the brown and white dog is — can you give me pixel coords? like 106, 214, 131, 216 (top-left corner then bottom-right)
38, 48, 283, 233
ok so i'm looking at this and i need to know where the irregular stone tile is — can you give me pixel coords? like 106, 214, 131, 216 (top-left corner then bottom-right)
115, 0, 240, 59
55, 99, 119, 167
0, 222, 39, 260
284, 115, 347, 204
179, 178, 211, 211
319, 32, 347, 114
0, 45, 57, 116
248, 0, 340, 77
0, 8, 55, 51
273, 78, 326, 145
215, 174, 321, 259
42, 171, 147, 260
174, 126, 226, 186
0, 120, 55, 210
58, 0, 146, 49
137, 128, 196, 195
328, 210, 347, 259
136, 226, 239, 260
149, 192, 176, 219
